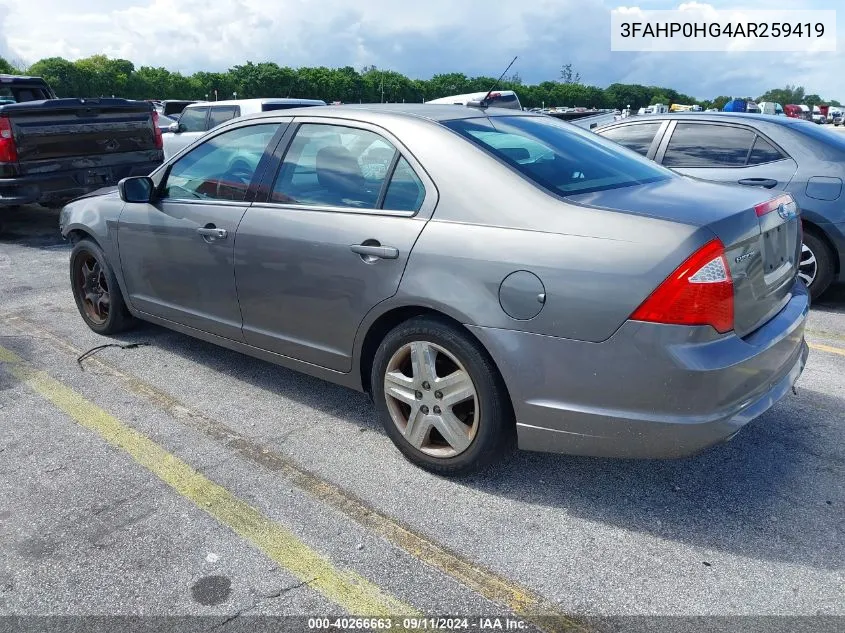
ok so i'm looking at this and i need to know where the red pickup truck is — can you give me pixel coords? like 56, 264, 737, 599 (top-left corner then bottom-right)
1, 74, 163, 210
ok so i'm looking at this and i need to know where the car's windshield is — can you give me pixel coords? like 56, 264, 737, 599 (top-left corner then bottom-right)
445, 115, 674, 196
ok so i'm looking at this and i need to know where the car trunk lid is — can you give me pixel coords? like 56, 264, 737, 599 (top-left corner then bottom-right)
568, 177, 801, 337
721, 194, 801, 337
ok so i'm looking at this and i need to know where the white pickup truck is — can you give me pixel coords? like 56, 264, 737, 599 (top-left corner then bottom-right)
163, 97, 326, 159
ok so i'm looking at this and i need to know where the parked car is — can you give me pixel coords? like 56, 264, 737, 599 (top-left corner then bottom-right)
160, 100, 199, 118
156, 113, 176, 133
758, 101, 785, 116
425, 90, 522, 110
162, 98, 326, 159
596, 112, 845, 299
60, 104, 808, 475
1, 74, 163, 211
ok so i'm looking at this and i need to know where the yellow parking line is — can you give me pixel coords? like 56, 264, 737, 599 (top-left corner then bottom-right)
2, 314, 590, 633
808, 342, 845, 357
0, 344, 416, 617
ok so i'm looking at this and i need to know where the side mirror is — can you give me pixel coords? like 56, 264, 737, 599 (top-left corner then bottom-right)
118, 176, 155, 203
168, 122, 179, 133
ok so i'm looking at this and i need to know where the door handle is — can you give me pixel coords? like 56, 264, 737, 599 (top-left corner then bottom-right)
350, 244, 399, 260
738, 178, 778, 189
196, 226, 228, 240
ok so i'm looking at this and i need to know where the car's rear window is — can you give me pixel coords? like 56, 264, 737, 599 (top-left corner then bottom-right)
445, 115, 673, 196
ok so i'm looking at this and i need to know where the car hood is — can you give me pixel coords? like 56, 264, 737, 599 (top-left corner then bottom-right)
72, 186, 120, 202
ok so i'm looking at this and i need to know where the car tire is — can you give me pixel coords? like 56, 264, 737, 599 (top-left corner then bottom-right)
70, 238, 136, 335
800, 230, 835, 301
371, 316, 515, 476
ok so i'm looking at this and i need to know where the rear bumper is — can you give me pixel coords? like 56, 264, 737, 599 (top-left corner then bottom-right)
468, 280, 810, 459
0, 159, 161, 208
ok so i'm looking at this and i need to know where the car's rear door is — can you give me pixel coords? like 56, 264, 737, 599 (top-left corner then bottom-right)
596, 120, 669, 159
654, 121, 798, 190
234, 118, 437, 372
118, 121, 286, 340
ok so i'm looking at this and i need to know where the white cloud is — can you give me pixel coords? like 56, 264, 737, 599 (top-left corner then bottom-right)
2, 0, 843, 101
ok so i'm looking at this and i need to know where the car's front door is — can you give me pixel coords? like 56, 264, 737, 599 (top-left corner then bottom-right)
655, 121, 798, 190
163, 105, 209, 159
235, 120, 436, 372
118, 122, 284, 340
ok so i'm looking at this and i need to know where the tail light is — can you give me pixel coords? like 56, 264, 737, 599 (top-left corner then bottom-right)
631, 239, 734, 333
754, 194, 794, 217
151, 110, 164, 150
0, 116, 17, 163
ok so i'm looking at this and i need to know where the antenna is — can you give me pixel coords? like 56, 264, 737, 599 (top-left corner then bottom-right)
482, 56, 518, 105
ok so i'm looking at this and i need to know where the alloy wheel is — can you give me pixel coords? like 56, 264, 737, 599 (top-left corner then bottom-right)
383, 341, 479, 458
76, 253, 110, 325
798, 242, 817, 288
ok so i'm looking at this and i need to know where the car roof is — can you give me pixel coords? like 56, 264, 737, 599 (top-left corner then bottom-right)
233, 103, 534, 124
0, 74, 48, 84
186, 97, 326, 109
602, 112, 823, 130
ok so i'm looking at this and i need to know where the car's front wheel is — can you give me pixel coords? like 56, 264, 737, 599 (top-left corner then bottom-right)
70, 238, 135, 335
799, 230, 835, 301
371, 316, 515, 476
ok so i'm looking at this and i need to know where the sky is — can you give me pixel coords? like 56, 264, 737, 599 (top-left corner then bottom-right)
0, 0, 842, 101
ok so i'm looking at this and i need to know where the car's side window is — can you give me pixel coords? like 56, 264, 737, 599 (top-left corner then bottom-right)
662, 123, 756, 167
270, 123, 398, 209
208, 106, 238, 130
599, 122, 662, 156
383, 158, 425, 211
162, 123, 279, 202
178, 107, 209, 133
747, 135, 785, 165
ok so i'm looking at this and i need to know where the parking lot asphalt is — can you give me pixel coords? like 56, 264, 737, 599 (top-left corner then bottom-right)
1, 204, 844, 631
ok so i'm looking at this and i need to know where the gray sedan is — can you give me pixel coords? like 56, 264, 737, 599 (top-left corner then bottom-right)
597, 113, 845, 300
59, 105, 809, 475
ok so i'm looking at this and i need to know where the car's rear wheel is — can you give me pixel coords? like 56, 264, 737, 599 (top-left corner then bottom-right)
70, 239, 135, 335
799, 231, 835, 301
371, 316, 515, 476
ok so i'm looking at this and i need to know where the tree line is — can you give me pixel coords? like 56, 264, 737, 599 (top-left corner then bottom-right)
1, 55, 840, 111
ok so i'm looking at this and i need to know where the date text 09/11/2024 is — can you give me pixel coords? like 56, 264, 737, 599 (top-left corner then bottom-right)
306, 617, 529, 630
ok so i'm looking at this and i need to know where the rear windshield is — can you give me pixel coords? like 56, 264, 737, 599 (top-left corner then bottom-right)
445, 115, 673, 196
0, 84, 52, 103
785, 118, 845, 153
489, 93, 521, 110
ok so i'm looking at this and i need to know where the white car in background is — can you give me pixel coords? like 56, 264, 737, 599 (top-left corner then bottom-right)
425, 90, 523, 110
758, 101, 784, 116
163, 98, 326, 159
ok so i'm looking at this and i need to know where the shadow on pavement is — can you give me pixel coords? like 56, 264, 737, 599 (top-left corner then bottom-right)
103, 319, 844, 572
0, 205, 65, 249
813, 283, 845, 312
